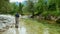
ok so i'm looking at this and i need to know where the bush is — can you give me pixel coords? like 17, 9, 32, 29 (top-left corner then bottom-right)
56, 18, 60, 24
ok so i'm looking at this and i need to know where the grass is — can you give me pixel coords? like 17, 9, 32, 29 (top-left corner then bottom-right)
21, 18, 60, 34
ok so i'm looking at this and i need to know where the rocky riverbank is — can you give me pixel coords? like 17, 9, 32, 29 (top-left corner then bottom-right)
0, 15, 15, 32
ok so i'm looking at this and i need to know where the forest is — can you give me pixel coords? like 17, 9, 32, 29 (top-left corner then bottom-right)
0, 0, 60, 23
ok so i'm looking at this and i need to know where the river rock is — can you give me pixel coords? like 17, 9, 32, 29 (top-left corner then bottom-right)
0, 15, 15, 31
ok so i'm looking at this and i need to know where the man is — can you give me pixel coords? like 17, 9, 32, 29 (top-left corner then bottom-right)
15, 12, 20, 28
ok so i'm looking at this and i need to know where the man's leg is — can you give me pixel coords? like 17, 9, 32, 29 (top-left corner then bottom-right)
15, 17, 19, 28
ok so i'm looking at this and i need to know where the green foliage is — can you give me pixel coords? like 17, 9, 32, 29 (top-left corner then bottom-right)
8, 3, 19, 14
27, 0, 34, 12
0, 0, 12, 14
22, 0, 60, 17
19, 3, 24, 15
22, 6, 31, 15
0, 0, 60, 16
48, 3, 56, 11
26, 0, 35, 17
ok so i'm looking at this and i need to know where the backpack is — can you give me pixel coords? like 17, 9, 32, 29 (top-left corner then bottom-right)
15, 13, 19, 17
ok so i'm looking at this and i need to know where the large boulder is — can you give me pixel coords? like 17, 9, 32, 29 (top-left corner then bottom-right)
0, 15, 15, 31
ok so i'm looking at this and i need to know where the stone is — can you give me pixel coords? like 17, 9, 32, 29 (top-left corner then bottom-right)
0, 15, 15, 31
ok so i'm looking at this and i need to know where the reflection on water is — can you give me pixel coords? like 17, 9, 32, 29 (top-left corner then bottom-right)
15, 28, 19, 34
15, 26, 26, 34
1, 26, 27, 34
19, 26, 26, 34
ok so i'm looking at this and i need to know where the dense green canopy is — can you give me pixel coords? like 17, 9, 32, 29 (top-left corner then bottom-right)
0, 0, 60, 16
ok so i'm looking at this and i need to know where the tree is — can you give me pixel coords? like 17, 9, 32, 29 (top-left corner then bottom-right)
48, 0, 60, 16
0, 0, 12, 14
27, 0, 34, 18
9, 3, 19, 15
34, 0, 45, 16
19, 3, 24, 15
